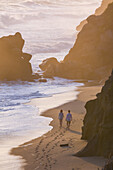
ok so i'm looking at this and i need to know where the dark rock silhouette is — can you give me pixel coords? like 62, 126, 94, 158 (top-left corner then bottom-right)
102, 160, 113, 170
40, 2, 113, 81
0, 32, 34, 81
76, 70, 113, 157
76, 0, 113, 31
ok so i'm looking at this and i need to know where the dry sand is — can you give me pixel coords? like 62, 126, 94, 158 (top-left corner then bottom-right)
11, 85, 107, 170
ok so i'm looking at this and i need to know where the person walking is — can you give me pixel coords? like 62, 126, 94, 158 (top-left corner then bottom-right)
58, 109, 64, 128
66, 110, 72, 129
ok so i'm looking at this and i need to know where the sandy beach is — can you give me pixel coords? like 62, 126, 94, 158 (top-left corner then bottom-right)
11, 85, 107, 170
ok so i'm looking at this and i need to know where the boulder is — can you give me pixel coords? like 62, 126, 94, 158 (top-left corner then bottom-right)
0, 32, 33, 81
39, 57, 59, 71
39, 57, 60, 78
38, 78, 47, 82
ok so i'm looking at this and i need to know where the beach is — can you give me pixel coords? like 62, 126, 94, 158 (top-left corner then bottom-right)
11, 85, 107, 170
0, 1, 103, 169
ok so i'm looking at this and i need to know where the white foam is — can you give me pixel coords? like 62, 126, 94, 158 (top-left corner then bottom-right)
29, 88, 80, 114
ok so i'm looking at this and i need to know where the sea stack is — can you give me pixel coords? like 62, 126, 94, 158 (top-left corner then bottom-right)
0, 32, 33, 81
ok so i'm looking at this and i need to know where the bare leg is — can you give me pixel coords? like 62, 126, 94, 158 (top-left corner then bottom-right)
67, 121, 69, 129
68, 121, 71, 129
59, 120, 62, 128
67, 121, 71, 129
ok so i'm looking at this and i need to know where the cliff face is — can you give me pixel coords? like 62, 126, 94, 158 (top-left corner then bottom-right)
76, 0, 113, 31
0, 32, 33, 81
76, 70, 113, 157
40, 2, 113, 81
95, 0, 113, 15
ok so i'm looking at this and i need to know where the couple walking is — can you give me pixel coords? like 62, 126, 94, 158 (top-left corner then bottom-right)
58, 110, 72, 129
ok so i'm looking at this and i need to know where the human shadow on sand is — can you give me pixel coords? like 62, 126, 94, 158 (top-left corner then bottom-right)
68, 129, 81, 135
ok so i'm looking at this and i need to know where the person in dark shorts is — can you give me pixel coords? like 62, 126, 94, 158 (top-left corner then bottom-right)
58, 109, 64, 128
66, 110, 72, 129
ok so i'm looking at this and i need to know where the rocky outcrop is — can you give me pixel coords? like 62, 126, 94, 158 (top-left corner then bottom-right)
95, 0, 113, 15
0, 32, 34, 81
76, 20, 87, 32
39, 57, 59, 78
76, 0, 113, 31
103, 160, 113, 170
76, 70, 113, 157
40, 2, 113, 81
38, 78, 47, 82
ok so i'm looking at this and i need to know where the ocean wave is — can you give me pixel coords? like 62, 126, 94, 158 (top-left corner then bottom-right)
22, 0, 70, 8
0, 14, 23, 26
0, 80, 49, 112
28, 41, 73, 54
22, 0, 99, 7
22, 0, 56, 8
0, 90, 46, 108
23, 0, 57, 7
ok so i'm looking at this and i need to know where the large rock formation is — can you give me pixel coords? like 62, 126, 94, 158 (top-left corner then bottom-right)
76, 70, 113, 157
76, 0, 113, 31
40, 2, 113, 81
0, 32, 33, 81
95, 0, 113, 15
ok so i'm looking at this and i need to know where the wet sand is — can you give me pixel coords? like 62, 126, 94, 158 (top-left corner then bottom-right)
11, 85, 107, 170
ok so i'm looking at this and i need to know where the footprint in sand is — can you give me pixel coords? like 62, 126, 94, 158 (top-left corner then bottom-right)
53, 160, 57, 164
54, 137, 58, 140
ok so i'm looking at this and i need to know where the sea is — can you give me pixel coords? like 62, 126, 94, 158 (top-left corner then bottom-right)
0, 0, 102, 169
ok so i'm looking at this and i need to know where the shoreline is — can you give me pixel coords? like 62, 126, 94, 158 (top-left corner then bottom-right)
11, 85, 107, 170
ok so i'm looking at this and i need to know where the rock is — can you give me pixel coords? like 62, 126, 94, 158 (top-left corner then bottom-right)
76, 20, 87, 32
76, 0, 113, 31
75, 70, 113, 157
38, 78, 47, 82
0, 32, 33, 81
40, 2, 113, 81
95, 0, 113, 15
32, 73, 41, 79
39, 57, 59, 71
39, 57, 60, 78
103, 160, 113, 170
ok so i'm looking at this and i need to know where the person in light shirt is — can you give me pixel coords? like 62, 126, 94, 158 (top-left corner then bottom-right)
58, 109, 64, 128
66, 110, 72, 129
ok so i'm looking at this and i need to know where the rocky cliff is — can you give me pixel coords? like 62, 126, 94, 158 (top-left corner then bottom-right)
76, 0, 113, 31
95, 0, 113, 15
0, 32, 33, 81
76, 70, 113, 157
40, 2, 113, 81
